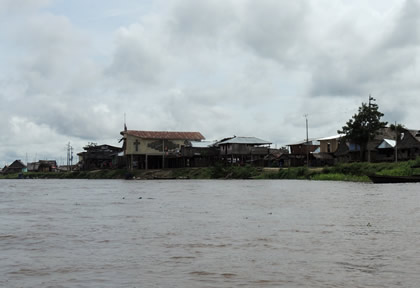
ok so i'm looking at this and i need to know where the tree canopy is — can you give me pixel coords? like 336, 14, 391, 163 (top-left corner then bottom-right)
338, 96, 387, 150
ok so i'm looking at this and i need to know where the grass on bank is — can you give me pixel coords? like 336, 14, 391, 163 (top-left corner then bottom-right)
2, 157, 420, 182
0, 169, 129, 180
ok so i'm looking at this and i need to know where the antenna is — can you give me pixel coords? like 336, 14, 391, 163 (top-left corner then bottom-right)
124, 113, 127, 131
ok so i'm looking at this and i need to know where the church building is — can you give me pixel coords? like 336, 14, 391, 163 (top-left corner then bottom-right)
120, 130, 205, 169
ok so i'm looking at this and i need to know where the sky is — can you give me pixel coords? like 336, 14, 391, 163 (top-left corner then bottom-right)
1, 0, 420, 165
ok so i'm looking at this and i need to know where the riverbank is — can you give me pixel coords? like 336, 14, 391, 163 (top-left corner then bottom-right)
2, 158, 420, 182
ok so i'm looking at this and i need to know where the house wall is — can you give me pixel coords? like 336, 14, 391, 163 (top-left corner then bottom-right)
125, 134, 186, 155
319, 139, 339, 153
219, 144, 269, 155
398, 132, 420, 150
289, 144, 318, 154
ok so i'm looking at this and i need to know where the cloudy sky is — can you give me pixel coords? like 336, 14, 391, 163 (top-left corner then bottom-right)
1, 0, 419, 165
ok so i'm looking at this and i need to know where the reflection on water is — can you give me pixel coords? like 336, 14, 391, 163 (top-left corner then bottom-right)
1, 179, 419, 287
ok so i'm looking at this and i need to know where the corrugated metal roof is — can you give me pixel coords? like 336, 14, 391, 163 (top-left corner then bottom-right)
377, 139, 396, 149
123, 130, 205, 141
318, 134, 345, 141
287, 139, 320, 146
216, 136, 271, 145
189, 141, 216, 148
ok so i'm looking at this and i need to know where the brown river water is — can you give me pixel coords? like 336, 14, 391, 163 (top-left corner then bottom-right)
1, 179, 419, 287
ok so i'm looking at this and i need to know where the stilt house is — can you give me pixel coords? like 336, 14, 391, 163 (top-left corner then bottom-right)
215, 136, 271, 166
120, 130, 205, 169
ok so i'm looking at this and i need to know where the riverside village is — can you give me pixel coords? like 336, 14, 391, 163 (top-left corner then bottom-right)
2, 97, 420, 182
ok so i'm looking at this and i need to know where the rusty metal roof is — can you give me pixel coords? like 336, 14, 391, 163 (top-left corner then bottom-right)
122, 130, 205, 141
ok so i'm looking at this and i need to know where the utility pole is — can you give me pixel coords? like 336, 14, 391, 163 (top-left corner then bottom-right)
70, 145, 74, 171
306, 116, 309, 167
67, 142, 70, 170
162, 139, 165, 169
395, 121, 398, 163
367, 94, 375, 162
66, 142, 73, 171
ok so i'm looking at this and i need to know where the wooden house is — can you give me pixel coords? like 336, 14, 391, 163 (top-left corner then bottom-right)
375, 139, 397, 162
215, 136, 271, 166
77, 144, 123, 170
396, 129, 420, 160
335, 127, 395, 162
180, 141, 219, 167
287, 139, 320, 166
288, 139, 320, 155
120, 130, 205, 169
263, 148, 290, 167
318, 135, 343, 153
3, 160, 26, 174
361, 129, 420, 162
308, 135, 344, 166
27, 160, 58, 172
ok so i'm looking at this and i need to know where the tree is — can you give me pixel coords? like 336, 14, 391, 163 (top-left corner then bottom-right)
338, 96, 387, 162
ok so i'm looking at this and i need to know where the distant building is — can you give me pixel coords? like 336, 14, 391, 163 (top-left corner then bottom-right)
77, 144, 123, 170
27, 160, 58, 172
180, 141, 219, 167
288, 139, 320, 155
318, 135, 344, 153
263, 148, 289, 167
215, 136, 272, 166
120, 130, 205, 169
286, 139, 320, 166
309, 134, 345, 166
373, 129, 420, 162
2, 160, 26, 174
376, 139, 396, 162
335, 127, 396, 162
396, 129, 420, 161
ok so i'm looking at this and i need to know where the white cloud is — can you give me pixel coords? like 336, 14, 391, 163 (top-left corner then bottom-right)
1, 0, 420, 163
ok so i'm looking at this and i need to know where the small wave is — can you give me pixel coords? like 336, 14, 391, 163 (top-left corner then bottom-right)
9, 268, 50, 276
221, 273, 237, 278
189, 271, 217, 276
335, 261, 384, 274
0, 234, 17, 239
170, 256, 195, 259
187, 243, 232, 248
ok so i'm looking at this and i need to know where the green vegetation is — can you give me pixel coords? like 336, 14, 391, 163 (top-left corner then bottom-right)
0, 169, 129, 180
209, 163, 260, 179
2, 157, 420, 182
310, 173, 370, 182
